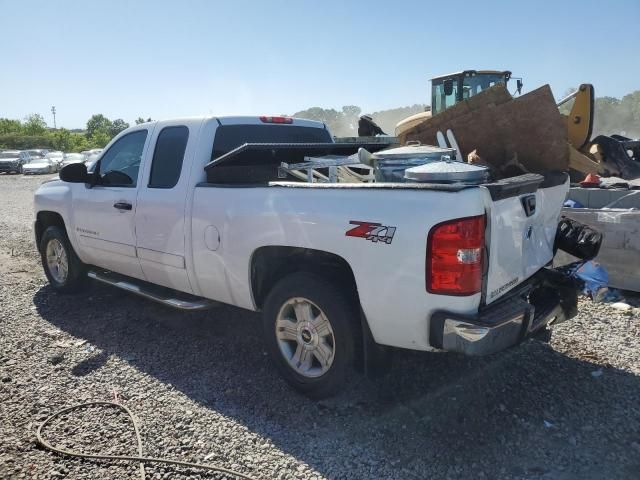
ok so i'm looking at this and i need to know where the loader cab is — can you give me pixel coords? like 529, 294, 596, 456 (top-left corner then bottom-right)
431, 70, 514, 116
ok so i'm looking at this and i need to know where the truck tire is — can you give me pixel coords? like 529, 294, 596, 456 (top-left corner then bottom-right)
262, 272, 357, 398
40, 225, 87, 293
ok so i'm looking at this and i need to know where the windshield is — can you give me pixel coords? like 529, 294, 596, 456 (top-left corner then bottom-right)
28, 158, 49, 164
432, 73, 508, 115
46, 152, 63, 159
64, 153, 84, 160
27, 150, 45, 157
462, 74, 507, 99
0, 152, 20, 159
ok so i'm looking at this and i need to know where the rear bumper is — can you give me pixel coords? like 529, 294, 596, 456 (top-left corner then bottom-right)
429, 268, 579, 355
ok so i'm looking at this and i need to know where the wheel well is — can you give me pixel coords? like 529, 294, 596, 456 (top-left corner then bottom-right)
250, 246, 360, 311
35, 211, 66, 252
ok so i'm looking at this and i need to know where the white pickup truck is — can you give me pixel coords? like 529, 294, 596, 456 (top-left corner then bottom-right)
34, 115, 580, 397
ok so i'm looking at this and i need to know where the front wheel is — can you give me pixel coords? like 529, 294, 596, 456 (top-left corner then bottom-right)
40, 226, 87, 293
262, 273, 358, 398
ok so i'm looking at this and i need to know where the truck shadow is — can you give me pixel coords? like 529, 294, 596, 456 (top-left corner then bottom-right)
33, 283, 640, 479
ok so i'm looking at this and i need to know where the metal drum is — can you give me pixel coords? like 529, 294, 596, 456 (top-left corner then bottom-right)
404, 159, 489, 184
372, 145, 456, 182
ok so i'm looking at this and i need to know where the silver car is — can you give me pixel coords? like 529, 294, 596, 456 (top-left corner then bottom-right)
61, 152, 87, 167
22, 157, 57, 175
84, 152, 101, 172
26, 149, 49, 159
44, 151, 64, 172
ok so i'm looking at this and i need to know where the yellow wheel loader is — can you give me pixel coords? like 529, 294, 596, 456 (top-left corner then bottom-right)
396, 70, 640, 180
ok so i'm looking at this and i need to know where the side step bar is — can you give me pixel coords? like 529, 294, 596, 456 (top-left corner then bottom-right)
87, 270, 217, 311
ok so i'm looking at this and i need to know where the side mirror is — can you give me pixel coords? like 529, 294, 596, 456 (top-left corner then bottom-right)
59, 162, 90, 183
443, 79, 454, 96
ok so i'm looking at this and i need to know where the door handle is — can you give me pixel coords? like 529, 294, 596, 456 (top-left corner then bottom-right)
113, 202, 132, 211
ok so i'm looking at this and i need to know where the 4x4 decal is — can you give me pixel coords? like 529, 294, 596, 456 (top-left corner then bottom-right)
345, 221, 396, 245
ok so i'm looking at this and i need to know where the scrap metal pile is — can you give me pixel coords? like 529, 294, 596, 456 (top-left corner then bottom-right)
397, 83, 640, 182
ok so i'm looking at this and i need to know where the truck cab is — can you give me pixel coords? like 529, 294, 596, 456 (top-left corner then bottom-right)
431, 70, 515, 115
395, 69, 521, 136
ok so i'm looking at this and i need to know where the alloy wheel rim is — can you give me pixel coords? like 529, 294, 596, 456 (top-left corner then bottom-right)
275, 297, 335, 378
46, 239, 68, 284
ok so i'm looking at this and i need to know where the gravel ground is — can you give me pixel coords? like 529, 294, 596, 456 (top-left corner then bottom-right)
0, 173, 639, 480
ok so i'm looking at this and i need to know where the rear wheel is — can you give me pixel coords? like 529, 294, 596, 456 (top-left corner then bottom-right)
40, 226, 87, 293
262, 273, 358, 398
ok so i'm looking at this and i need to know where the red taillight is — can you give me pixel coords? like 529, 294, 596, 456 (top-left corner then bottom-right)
259, 116, 293, 124
426, 215, 485, 296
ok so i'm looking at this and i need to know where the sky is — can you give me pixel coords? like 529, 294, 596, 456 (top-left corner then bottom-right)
1, 0, 639, 129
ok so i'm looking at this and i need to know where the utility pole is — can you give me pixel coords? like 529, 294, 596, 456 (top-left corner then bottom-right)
51, 106, 57, 129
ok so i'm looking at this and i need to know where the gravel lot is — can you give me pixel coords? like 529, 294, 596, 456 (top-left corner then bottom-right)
1, 173, 639, 480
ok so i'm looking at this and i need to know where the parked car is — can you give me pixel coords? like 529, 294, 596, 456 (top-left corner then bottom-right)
26, 149, 49, 158
0, 150, 31, 174
83, 152, 101, 171
22, 157, 56, 174
61, 153, 86, 167
44, 151, 64, 172
80, 148, 103, 157
33, 116, 582, 398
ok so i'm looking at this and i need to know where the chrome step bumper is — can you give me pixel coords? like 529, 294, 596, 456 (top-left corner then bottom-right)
429, 268, 579, 356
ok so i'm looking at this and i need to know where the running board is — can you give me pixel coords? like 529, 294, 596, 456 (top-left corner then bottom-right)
87, 271, 216, 311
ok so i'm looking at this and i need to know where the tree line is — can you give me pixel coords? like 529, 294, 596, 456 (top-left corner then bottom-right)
1, 89, 637, 152
592, 91, 640, 138
0, 114, 153, 152
292, 104, 427, 137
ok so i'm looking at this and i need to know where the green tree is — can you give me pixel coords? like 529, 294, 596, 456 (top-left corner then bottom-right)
369, 104, 427, 135
23, 114, 47, 135
86, 114, 113, 138
135, 117, 153, 125
89, 131, 111, 149
0, 118, 23, 135
292, 107, 345, 135
341, 105, 362, 134
109, 118, 130, 137
620, 91, 640, 130
50, 128, 74, 151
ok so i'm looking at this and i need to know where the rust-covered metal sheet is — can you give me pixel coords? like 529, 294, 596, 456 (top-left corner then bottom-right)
400, 84, 569, 174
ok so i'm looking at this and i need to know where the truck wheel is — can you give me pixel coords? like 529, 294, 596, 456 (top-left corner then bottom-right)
40, 226, 87, 293
262, 272, 357, 398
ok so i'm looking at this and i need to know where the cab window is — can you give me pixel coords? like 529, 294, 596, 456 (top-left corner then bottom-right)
148, 126, 189, 188
99, 130, 148, 187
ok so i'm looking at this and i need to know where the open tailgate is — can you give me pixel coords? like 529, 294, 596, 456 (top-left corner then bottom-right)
483, 173, 569, 304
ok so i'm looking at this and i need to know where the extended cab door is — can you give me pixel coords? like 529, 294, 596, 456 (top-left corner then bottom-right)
133, 122, 199, 293
72, 128, 152, 279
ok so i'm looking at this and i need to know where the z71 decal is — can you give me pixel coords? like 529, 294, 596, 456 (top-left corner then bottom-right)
345, 221, 396, 245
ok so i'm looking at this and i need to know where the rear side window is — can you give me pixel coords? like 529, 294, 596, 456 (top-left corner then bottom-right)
149, 126, 189, 188
212, 124, 332, 160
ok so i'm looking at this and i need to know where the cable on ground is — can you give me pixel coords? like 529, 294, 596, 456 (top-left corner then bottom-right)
36, 401, 258, 480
